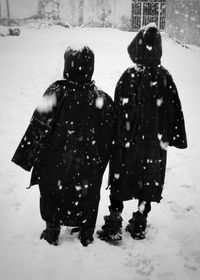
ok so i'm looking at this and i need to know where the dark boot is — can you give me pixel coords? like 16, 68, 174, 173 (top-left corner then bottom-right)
78, 228, 94, 247
125, 211, 147, 240
97, 211, 123, 242
40, 222, 61, 246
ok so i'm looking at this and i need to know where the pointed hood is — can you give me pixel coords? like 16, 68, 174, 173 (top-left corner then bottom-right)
127, 23, 162, 66
63, 45, 94, 84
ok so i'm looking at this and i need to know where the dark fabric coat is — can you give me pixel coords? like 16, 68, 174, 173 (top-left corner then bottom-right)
12, 46, 115, 228
109, 24, 187, 203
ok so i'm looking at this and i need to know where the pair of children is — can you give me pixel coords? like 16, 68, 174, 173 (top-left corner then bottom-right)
12, 23, 187, 246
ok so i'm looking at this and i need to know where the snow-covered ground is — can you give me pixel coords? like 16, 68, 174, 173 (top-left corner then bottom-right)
0, 26, 200, 280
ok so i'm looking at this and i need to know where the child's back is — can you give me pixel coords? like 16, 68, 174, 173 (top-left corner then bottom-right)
12, 46, 115, 246
97, 23, 187, 242
109, 23, 187, 203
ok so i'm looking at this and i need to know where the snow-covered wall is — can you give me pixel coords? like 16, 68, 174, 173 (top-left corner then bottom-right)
0, 0, 39, 19
166, 0, 200, 46
80, 0, 132, 27
0, 0, 132, 28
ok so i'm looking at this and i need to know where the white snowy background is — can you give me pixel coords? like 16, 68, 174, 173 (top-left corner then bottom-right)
0, 25, 200, 280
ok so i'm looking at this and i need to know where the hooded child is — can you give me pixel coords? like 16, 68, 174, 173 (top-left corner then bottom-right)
12, 45, 115, 246
97, 23, 187, 242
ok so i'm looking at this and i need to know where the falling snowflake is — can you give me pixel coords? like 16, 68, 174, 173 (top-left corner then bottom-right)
146, 45, 152, 51
160, 141, 169, 150
75, 186, 82, 191
125, 142, 130, 148
68, 130, 75, 134
57, 180, 63, 190
157, 98, 163, 107
95, 96, 104, 109
122, 98, 129, 105
157, 133, 162, 140
126, 121, 131, 131
150, 81, 157, 87
114, 173, 120, 179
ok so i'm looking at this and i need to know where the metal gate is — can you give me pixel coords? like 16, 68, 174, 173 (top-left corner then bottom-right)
131, 0, 166, 30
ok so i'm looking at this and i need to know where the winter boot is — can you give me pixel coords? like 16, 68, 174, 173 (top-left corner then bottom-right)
40, 222, 61, 246
78, 228, 94, 247
125, 211, 147, 240
97, 211, 123, 242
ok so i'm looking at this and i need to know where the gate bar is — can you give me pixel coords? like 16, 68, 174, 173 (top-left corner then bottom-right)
140, 2, 144, 29
158, 2, 161, 29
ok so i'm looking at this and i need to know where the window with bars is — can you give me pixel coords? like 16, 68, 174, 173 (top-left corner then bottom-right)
131, 0, 166, 30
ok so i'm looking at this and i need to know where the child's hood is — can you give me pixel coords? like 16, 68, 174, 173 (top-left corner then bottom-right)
63, 44, 94, 84
127, 23, 162, 66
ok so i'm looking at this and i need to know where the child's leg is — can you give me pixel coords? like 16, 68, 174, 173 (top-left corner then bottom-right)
78, 198, 100, 247
39, 185, 61, 245
40, 221, 61, 245
138, 199, 151, 217
125, 199, 151, 240
78, 227, 95, 247
109, 195, 124, 213
97, 194, 123, 242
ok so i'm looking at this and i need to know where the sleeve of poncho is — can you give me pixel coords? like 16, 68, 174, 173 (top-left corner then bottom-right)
11, 82, 60, 171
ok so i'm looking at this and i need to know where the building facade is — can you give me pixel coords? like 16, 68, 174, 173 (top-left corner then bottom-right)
0, 0, 200, 45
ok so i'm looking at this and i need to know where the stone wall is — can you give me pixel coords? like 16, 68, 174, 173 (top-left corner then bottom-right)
0, 0, 39, 19
0, 0, 132, 29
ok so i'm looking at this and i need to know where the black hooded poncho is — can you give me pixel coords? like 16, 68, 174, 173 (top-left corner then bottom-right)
12, 46, 115, 228
109, 23, 187, 203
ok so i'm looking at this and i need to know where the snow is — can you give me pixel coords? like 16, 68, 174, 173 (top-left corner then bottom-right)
125, 142, 130, 148
160, 141, 169, 151
0, 25, 200, 280
95, 96, 104, 109
156, 98, 163, 107
66, 43, 91, 53
146, 45, 153, 51
143, 22, 158, 31
37, 94, 57, 113
122, 97, 129, 105
114, 173, 120, 180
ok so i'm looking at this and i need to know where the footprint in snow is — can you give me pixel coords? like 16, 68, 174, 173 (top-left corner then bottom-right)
180, 184, 196, 193
145, 224, 159, 242
190, 250, 200, 264
13, 202, 22, 210
183, 250, 200, 273
157, 271, 176, 280
2, 185, 16, 194
167, 201, 194, 218
135, 259, 154, 276
184, 263, 197, 271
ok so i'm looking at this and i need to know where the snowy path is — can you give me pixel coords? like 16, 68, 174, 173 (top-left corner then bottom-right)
0, 26, 200, 280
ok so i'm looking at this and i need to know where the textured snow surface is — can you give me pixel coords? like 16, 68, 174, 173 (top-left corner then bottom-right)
0, 26, 200, 280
